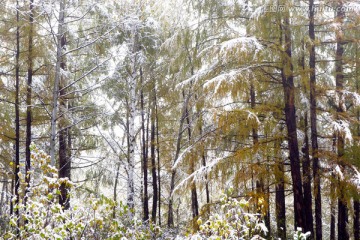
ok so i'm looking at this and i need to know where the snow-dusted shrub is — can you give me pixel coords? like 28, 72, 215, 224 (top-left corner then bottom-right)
3, 144, 161, 240
293, 228, 311, 240
186, 190, 268, 240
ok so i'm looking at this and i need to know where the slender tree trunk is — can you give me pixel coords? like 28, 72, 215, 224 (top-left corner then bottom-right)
199, 116, 210, 206
0, 178, 5, 216
251, 82, 269, 235
299, 37, 314, 237
140, 68, 149, 221
308, 1, 321, 238
330, 137, 337, 240
338, 193, 349, 240
354, 200, 359, 240
113, 161, 121, 218
151, 86, 158, 223
354, 29, 360, 240
58, 28, 70, 210
301, 111, 314, 237
13, 1, 20, 231
330, 194, 336, 240
156, 93, 161, 225
183, 91, 199, 219
335, 3, 349, 239
281, 7, 306, 230
50, 0, 66, 166
127, 29, 139, 211
167, 91, 191, 227
275, 137, 286, 240
24, 0, 34, 210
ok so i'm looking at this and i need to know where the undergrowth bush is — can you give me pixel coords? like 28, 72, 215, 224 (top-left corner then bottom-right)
3, 144, 161, 240
3, 145, 309, 240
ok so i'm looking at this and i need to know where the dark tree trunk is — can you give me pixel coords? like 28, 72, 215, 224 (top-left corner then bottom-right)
199, 118, 210, 206
58, 29, 70, 210
354, 200, 360, 240
281, 9, 306, 230
301, 112, 314, 237
335, 2, 349, 239
251, 83, 270, 235
151, 88, 158, 223
113, 162, 120, 218
275, 138, 286, 240
308, 1, 322, 238
167, 90, 191, 227
330, 196, 336, 240
338, 193, 349, 240
13, 0, 20, 230
354, 25, 360, 240
140, 69, 149, 221
299, 37, 314, 237
330, 139, 337, 240
155, 91, 161, 225
25, 0, 34, 210
184, 93, 199, 219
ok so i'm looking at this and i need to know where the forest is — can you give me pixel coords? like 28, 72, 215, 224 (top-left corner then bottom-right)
0, 0, 359, 239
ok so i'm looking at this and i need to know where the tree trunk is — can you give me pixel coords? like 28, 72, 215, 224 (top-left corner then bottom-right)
354, 26, 360, 240
151, 87, 158, 223
308, 1, 321, 238
330, 195, 336, 240
58, 29, 70, 210
50, 0, 66, 166
299, 37, 314, 237
335, 2, 349, 239
127, 29, 139, 211
251, 82, 270, 235
199, 117, 210, 206
281, 7, 306, 230
354, 200, 359, 240
338, 193, 349, 240
140, 68, 149, 221
301, 111, 314, 237
155, 90, 161, 225
167, 90, 191, 227
25, 0, 34, 210
183, 91, 199, 219
275, 137, 286, 239
113, 161, 121, 218
13, 0, 20, 228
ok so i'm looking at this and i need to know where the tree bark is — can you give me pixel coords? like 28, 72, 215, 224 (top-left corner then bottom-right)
113, 161, 120, 218
126, 28, 139, 211
58, 28, 70, 210
301, 111, 314, 237
183, 91, 199, 219
140, 68, 149, 221
167, 90, 191, 227
50, 0, 66, 166
335, 2, 349, 239
151, 86, 158, 223
354, 25, 360, 240
354, 200, 359, 240
13, 0, 20, 230
275, 137, 286, 240
308, 1, 321, 238
298, 37, 314, 237
199, 116, 210, 206
25, 0, 34, 210
156, 93, 161, 225
281, 7, 306, 230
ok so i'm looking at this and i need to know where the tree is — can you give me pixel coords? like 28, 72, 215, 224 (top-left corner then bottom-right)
309, 0, 321, 238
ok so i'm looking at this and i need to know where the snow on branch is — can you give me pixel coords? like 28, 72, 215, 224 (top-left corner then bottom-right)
172, 154, 231, 196
331, 120, 353, 145
220, 36, 263, 55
